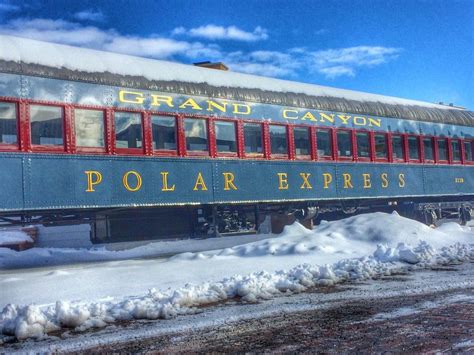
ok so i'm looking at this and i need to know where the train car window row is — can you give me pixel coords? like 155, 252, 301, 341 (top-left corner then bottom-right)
0, 99, 472, 165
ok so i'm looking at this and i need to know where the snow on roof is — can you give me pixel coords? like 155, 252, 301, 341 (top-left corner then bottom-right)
0, 34, 460, 111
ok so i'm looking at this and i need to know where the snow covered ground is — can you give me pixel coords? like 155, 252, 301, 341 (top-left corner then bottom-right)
0, 212, 473, 342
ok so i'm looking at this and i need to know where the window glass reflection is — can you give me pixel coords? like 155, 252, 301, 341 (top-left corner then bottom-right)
215, 121, 236, 153
0, 102, 17, 144
408, 136, 419, 160
30, 105, 63, 146
75, 109, 104, 147
185, 118, 208, 152
115, 112, 142, 149
269, 125, 288, 155
317, 129, 332, 157
294, 127, 310, 156
337, 131, 352, 158
356, 132, 370, 158
152, 115, 176, 150
244, 123, 263, 154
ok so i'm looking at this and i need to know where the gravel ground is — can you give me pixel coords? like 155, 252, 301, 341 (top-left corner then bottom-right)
4, 262, 474, 353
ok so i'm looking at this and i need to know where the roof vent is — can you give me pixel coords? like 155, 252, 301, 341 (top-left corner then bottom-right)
193, 61, 229, 71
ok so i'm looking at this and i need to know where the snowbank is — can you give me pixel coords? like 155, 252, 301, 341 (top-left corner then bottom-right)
0, 230, 32, 247
0, 212, 472, 341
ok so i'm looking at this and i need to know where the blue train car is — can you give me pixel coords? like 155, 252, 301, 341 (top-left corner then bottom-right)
0, 35, 472, 242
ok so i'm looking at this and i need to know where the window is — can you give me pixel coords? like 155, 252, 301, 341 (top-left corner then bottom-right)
392, 135, 404, 160
408, 136, 420, 161
423, 137, 434, 161
316, 129, 332, 158
356, 132, 371, 159
294, 127, 310, 156
152, 115, 176, 150
451, 140, 461, 162
74, 109, 105, 148
0, 102, 17, 145
243, 123, 263, 154
30, 105, 63, 146
437, 139, 448, 161
184, 118, 208, 152
269, 125, 288, 156
464, 141, 473, 162
115, 112, 142, 149
374, 133, 388, 159
215, 120, 237, 153
337, 130, 352, 158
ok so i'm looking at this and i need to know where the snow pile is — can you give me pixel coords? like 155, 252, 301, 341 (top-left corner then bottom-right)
0, 212, 473, 341
0, 230, 32, 247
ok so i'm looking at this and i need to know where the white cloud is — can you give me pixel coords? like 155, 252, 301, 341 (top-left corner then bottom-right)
0, 17, 402, 80
310, 46, 402, 78
173, 25, 268, 41
73, 9, 105, 22
0, 18, 222, 60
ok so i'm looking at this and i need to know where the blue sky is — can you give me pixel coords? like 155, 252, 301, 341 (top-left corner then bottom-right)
1, 0, 473, 109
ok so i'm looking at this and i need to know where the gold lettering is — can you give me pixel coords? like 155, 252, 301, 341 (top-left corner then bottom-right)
193, 172, 208, 191
223, 172, 237, 190
381, 173, 389, 188
323, 173, 333, 189
161, 172, 175, 192
343, 173, 353, 189
123, 171, 142, 192
151, 94, 174, 108
362, 173, 372, 189
353, 116, 367, 126
319, 112, 335, 123
179, 98, 202, 111
398, 173, 405, 187
277, 173, 289, 190
119, 90, 145, 105
85, 170, 102, 192
283, 109, 298, 119
232, 103, 251, 115
207, 100, 227, 113
338, 115, 352, 125
368, 117, 382, 127
301, 111, 317, 121
299, 173, 312, 189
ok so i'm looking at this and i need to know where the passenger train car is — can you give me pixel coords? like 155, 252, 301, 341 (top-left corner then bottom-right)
0, 35, 473, 242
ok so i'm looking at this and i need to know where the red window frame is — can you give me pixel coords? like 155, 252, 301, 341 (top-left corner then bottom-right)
213, 118, 239, 158
390, 133, 406, 163
421, 135, 435, 164
112, 109, 146, 156
315, 127, 334, 161
292, 124, 312, 161
182, 115, 210, 158
406, 134, 421, 163
354, 129, 372, 162
28, 102, 67, 153
335, 128, 354, 162
373, 131, 389, 163
72, 106, 108, 155
449, 138, 462, 165
462, 139, 474, 165
149, 112, 179, 157
241, 120, 265, 159
268, 123, 290, 160
0, 98, 21, 152
435, 137, 449, 164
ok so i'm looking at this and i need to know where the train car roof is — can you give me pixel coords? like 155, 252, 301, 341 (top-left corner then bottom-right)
0, 34, 473, 126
